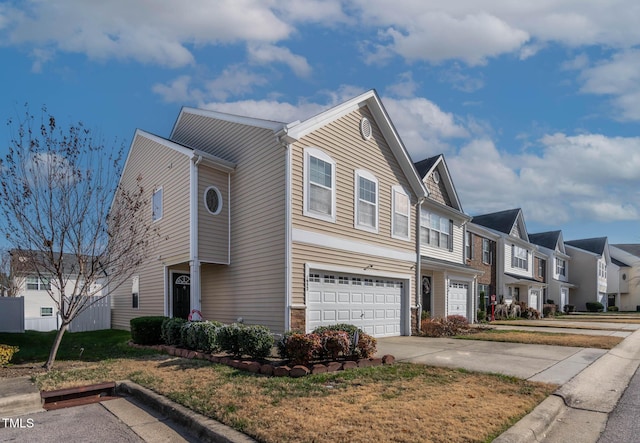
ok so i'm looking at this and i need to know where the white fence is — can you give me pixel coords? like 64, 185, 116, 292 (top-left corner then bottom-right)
0, 297, 25, 333
0, 295, 110, 333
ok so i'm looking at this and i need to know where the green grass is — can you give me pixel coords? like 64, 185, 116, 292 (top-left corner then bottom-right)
0, 329, 156, 364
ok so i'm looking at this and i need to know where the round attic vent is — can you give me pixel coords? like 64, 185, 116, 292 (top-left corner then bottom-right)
360, 117, 372, 140
433, 170, 440, 184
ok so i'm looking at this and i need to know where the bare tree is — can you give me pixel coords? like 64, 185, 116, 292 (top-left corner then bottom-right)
0, 106, 154, 370
0, 248, 20, 296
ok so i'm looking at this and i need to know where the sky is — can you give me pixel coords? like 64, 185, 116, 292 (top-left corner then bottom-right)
0, 0, 639, 244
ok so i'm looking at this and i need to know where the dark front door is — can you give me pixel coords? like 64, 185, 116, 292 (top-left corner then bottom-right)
173, 273, 191, 319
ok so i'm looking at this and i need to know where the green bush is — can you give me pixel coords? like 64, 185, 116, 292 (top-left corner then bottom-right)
586, 302, 605, 312
238, 324, 274, 359
608, 306, 619, 312
217, 323, 244, 357
182, 320, 224, 352
317, 330, 351, 360
130, 316, 167, 345
161, 317, 186, 346
0, 344, 19, 366
563, 304, 575, 313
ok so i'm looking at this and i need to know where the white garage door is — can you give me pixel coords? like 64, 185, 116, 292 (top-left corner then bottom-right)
448, 281, 468, 319
307, 271, 403, 337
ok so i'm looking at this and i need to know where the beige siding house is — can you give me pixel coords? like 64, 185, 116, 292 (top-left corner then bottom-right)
413, 155, 481, 322
111, 90, 427, 336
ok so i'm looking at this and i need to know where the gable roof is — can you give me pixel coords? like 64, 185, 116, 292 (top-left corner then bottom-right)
612, 244, 640, 257
10, 249, 101, 276
611, 257, 630, 267
528, 231, 562, 250
471, 208, 527, 238
565, 237, 608, 255
413, 154, 463, 212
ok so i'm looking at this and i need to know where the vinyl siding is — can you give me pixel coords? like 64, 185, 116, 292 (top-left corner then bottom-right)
198, 165, 230, 264
171, 113, 287, 332
420, 219, 464, 262
111, 134, 191, 329
504, 241, 532, 278
424, 172, 452, 206
290, 106, 417, 252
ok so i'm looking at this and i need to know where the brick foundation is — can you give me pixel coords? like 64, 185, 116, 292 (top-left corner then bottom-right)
290, 307, 306, 332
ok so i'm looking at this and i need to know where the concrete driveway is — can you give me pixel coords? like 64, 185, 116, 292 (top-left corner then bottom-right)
376, 335, 606, 384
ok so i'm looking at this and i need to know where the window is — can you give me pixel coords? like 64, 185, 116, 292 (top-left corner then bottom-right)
598, 261, 607, 278
40, 307, 54, 317
482, 238, 492, 264
27, 276, 50, 291
152, 188, 163, 221
304, 148, 335, 222
132, 276, 139, 309
556, 258, 566, 276
538, 259, 545, 279
466, 231, 473, 259
392, 186, 410, 239
512, 245, 528, 270
355, 170, 378, 231
204, 186, 222, 215
420, 208, 452, 250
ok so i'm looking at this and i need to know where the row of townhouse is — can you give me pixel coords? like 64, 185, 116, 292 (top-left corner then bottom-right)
10, 90, 640, 335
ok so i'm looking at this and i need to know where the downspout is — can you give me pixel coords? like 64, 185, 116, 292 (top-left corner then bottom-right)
276, 128, 293, 332
415, 197, 424, 335
190, 155, 203, 313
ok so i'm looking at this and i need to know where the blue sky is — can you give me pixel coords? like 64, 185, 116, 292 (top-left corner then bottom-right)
1, 1, 639, 244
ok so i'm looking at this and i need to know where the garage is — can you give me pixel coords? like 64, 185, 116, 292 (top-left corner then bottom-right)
307, 271, 403, 337
448, 281, 469, 319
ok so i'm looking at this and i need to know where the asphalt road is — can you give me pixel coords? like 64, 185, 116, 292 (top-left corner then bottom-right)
598, 364, 640, 443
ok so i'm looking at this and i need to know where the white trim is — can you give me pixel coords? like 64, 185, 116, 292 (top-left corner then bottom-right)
169, 269, 190, 318
354, 169, 379, 233
163, 265, 169, 317
285, 144, 293, 332
292, 228, 415, 262
203, 186, 223, 215
228, 174, 231, 264
391, 185, 411, 241
303, 147, 336, 223
173, 107, 286, 134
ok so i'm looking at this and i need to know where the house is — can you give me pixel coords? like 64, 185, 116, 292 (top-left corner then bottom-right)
564, 237, 611, 311
465, 222, 499, 320
10, 250, 104, 331
111, 90, 428, 337
528, 231, 574, 311
413, 154, 482, 321
468, 209, 546, 313
609, 244, 640, 311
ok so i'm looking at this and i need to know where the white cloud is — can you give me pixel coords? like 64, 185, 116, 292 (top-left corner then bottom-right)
385, 72, 419, 98
152, 76, 202, 103
247, 43, 312, 78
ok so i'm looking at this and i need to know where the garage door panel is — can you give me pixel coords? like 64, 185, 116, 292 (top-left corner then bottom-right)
448, 281, 469, 319
308, 271, 403, 337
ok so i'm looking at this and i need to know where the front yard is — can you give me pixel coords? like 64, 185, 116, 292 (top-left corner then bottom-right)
0, 329, 556, 443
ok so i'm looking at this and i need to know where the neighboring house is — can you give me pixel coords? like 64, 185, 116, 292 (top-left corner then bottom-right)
564, 237, 611, 311
413, 154, 482, 321
469, 209, 546, 313
10, 250, 104, 331
609, 244, 640, 311
111, 90, 427, 337
528, 231, 574, 311
465, 223, 499, 320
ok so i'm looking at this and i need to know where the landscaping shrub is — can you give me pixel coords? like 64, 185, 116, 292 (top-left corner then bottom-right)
586, 302, 605, 312
354, 333, 377, 358
543, 304, 556, 317
317, 330, 351, 360
421, 318, 446, 337
183, 320, 224, 352
522, 307, 541, 320
564, 304, 575, 313
608, 306, 619, 312
216, 323, 243, 356
313, 323, 361, 354
238, 324, 274, 359
421, 316, 471, 337
280, 333, 322, 365
0, 344, 19, 366
130, 316, 167, 345
477, 310, 487, 322
161, 317, 186, 346
447, 315, 470, 330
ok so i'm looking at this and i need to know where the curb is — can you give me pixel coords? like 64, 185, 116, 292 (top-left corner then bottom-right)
492, 395, 566, 443
116, 380, 256, 443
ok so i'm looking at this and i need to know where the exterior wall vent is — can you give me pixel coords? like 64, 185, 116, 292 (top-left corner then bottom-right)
360, 117, 372, 140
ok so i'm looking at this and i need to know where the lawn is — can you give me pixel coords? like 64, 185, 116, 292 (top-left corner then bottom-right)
458, 329, 623, 349
0, 329, 556, 443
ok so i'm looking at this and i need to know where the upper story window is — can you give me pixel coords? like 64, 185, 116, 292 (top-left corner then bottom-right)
538, 259, 546, 279
27, 276, 50, 291
392, 186, 410, 240
304, 148, 336, 222
556, 258, 566, 277
598, 260, 607, 278
482, 238, 492, 264
355, 170, 378, 232
420, 208, 452, 250
466, 231, 473, 259
152, 187, 163, 222
204, 186, 223, 215
512, 245, 529, 270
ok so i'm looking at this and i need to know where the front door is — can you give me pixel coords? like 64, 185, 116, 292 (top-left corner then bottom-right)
172, 273, 191, 319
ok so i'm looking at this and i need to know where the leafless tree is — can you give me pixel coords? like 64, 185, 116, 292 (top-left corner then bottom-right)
0, 106, 154, 370
0, 248, 19, 296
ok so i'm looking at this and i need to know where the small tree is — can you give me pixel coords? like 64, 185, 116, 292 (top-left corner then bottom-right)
0, 106, 154, 370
